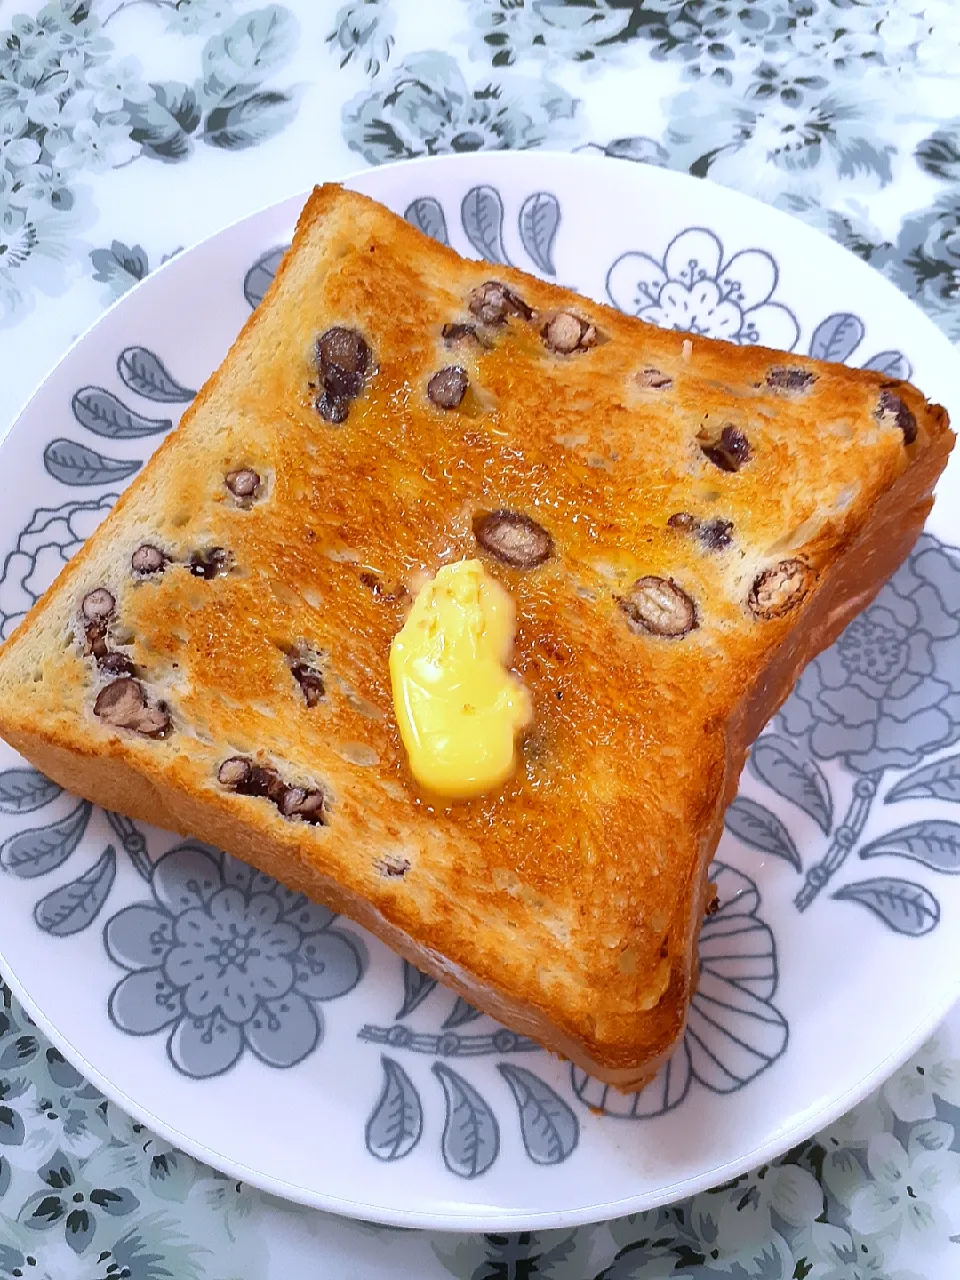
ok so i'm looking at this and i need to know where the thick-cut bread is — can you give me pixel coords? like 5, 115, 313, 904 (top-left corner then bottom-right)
0, 186, 952, 1089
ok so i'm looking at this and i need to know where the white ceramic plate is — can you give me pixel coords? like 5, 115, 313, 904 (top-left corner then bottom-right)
1, 152, 959, 1231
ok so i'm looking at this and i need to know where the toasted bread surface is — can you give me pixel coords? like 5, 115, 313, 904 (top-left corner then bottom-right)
0, 185, 952, 1088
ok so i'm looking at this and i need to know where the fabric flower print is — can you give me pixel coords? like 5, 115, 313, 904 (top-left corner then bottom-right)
467, 0, 634, 69
781, 536, 960, 773
686, 1188, 794, 1276
792, 1221, 924, 1280
83, 57, 152, 116
104, 844, 364, 1078
847, 1130, 960, 1248
16, 1146, 139, 1258
327, 0, 396, 77
884, 195, 960, 342
884, 1032, 960, 1124
606, 226, 799, 349
341, 52, 577, 166
662, 78, 896, 212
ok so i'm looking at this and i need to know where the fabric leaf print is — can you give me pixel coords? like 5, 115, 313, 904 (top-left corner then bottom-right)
886, 754, 960, 804
0, 768, 61, 815
33, 847, 117, 937
244, 246, 288, 310
860, 821, 960, 873
750, 735, 832, 835
404, 197, 449, 246
18, 1189, 64, 1227
0, 1106, 25, 1147
809, 312, 865, 364
0, 801, 92, 879
202, 90, 300, 151
90, 242, 151, 301
72, 388, 172, 439
0, 1034, 38, 1069
126, 82, 202, 162
724, 796, 801, 870
443, 997, 483, 1030
916, 127, 960, 183
397, 960, 437, 1019
518, 191, 560, 276
833, 877, 940, 935
90, 1187, 139, 1217
461, 186, 509, 265
65, 1206, 95, 1253
117, 348, 196, 403
365, 1055, 423, 1161
43, 441, 141, 488
202, 5, 299, 97
862, 350, 913, 380
498, 1064, 578, 1165
433, 1063, 499, 1178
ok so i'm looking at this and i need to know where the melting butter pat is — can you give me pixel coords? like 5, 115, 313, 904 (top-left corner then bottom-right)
389, 560, 532, 799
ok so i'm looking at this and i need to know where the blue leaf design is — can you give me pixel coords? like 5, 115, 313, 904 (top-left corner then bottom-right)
397, 960, 437, 1019
809, 312, 865, 364
202, 5, 297, 94
0, 802, 91, 879
244, 246, 287, 310
33, 847, 116, 936
89, 1186, 138, 1217
724, 796, 801, 870
749, 736, 832, 834
44, 440, 141, 487
886, 754, 960, 804
860, 821, 960, 873
72, 388, 171, 439
44, 1049, 83, 1088
443, 996, 483, 1030
498, 1064, 578, 1165
365, 1056, 423, 1161
126, 82, 200, 162
461, 186, 509, 265
518, 191, 560, 276
0, 1155, 10, 1198
0, 768, 61, 815
862, 350, 913, 380
116, 348, 195, 402
404, 197, 449, 246
0, 1107, 24, 1147
833, 877, 939, 935
0, 1035, 37, 1069
433, 1063, 499, 1178
203, 91, 299, 150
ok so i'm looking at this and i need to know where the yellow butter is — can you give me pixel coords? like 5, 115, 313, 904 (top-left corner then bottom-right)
389, 560, 532, 799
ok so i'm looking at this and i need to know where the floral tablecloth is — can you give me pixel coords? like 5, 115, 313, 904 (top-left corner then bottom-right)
1, 1, 960, 1275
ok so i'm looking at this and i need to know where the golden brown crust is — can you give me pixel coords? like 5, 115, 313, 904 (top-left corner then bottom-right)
0, 185, 952, 1088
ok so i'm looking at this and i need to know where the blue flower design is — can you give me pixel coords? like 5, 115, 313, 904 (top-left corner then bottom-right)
0, 494, 117, 640
781, 536, 960, 774
104, 844, 364, 1078
606, 226, 799, 349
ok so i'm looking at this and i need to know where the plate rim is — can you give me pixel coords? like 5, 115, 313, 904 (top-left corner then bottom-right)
1, 149, 959, 1231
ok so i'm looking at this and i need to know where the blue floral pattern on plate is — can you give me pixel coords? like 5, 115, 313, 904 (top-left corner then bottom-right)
606, 227, 800, 349
104, 844, 364, 1078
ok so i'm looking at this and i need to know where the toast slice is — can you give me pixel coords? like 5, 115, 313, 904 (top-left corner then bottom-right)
0, 186, 952, 1089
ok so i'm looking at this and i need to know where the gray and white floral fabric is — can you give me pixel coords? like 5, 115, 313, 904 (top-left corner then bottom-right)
1, 0, 959, 1274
